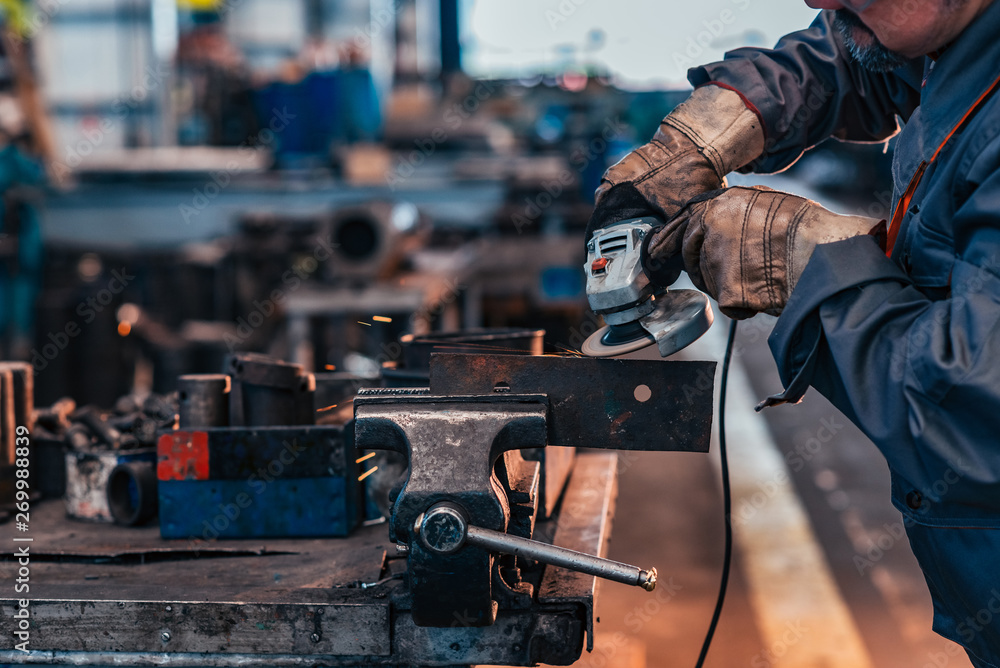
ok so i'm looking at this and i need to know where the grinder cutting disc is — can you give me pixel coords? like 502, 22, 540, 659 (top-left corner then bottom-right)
581, 320, 656, 357
581, 290, 714, 358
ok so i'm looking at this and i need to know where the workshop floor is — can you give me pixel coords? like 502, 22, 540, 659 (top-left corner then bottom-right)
586, 318, 974, 668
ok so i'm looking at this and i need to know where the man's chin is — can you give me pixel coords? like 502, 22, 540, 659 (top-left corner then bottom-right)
846, 23, 877, 48
833, 9, 909, 72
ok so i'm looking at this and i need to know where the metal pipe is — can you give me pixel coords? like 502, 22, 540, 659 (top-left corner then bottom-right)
107, 461, 158, 526
178, 374, 230, 429
464, 524, 657, 592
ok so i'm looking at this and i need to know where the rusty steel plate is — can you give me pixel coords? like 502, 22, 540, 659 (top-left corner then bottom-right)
0, 599, 390, 657
428, 354, 715, 453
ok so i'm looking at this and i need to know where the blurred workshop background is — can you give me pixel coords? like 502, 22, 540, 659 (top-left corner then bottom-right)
0, 0, 969, 666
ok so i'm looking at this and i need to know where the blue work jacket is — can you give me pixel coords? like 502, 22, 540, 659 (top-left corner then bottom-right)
689, 6, 1000, 666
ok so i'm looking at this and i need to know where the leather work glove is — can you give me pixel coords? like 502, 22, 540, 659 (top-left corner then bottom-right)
586, 85, 766, 244
643, 186, 885, 319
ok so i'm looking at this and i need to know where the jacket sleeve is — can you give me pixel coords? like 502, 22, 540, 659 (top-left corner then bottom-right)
767, 164, 1000, 524
688, 10, 923, 173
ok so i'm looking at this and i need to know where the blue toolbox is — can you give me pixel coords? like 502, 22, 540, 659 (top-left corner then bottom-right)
157, 425, 361, 540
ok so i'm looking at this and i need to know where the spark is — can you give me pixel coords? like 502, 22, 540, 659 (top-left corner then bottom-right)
553, 343, 585, 358
358, 321, 372, 327
316, 404, 338, 412
358, 466, 379, 482
356, 452, 376, 463
325, 364, 337, 370
117, 322, 132, 337
372, 316, 392, 323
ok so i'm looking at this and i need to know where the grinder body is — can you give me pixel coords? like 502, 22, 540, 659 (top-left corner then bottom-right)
582, 218, 713, 357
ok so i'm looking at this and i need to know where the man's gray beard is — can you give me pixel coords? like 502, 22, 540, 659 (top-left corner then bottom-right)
833, 9, 909, 72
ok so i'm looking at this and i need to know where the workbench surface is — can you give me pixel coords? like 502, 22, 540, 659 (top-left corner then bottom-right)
0, 453, 619, 667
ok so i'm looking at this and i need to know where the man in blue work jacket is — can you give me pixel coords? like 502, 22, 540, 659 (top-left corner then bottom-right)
588, 0, 1000, 664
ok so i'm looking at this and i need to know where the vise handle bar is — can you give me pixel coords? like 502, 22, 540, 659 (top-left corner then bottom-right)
414, 503, 657, 592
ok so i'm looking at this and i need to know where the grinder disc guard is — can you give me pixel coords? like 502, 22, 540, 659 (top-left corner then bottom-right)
582, 290, 714, 358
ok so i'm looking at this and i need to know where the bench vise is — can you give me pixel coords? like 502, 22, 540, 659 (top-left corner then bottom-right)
354, 353, 715, 629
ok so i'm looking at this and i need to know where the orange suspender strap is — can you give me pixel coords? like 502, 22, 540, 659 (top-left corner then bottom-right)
885, 161, 926, 256
885, 71, 1000, 258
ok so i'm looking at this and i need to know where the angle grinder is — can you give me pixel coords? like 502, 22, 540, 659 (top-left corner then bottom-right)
581, 217, 714, 357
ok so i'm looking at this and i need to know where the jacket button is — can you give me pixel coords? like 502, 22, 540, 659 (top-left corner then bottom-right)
906, 491, 924, 510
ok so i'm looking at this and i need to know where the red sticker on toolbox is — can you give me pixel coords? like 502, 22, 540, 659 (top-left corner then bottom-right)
158, 431, 210, 481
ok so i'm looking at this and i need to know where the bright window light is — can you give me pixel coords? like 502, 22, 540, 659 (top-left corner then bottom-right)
460, 0, 820, 90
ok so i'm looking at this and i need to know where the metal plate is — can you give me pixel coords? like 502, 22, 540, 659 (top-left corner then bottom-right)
429, 354, 715, 453
0, 606, 580, 667
0, 599, 390, 656
522, 444, 575, 520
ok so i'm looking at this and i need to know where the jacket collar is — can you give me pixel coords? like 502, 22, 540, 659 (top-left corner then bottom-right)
919, 0, 1000, 161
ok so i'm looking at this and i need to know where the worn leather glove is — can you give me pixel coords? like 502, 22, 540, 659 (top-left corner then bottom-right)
586, 85, 766, 244
644, 186, 885, 319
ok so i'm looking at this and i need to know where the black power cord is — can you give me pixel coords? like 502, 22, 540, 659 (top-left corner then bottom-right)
694, 319, 737, 668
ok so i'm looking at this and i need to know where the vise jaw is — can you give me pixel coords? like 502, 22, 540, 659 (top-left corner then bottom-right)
354, 353, 716, 629
354, 392, 547, 627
